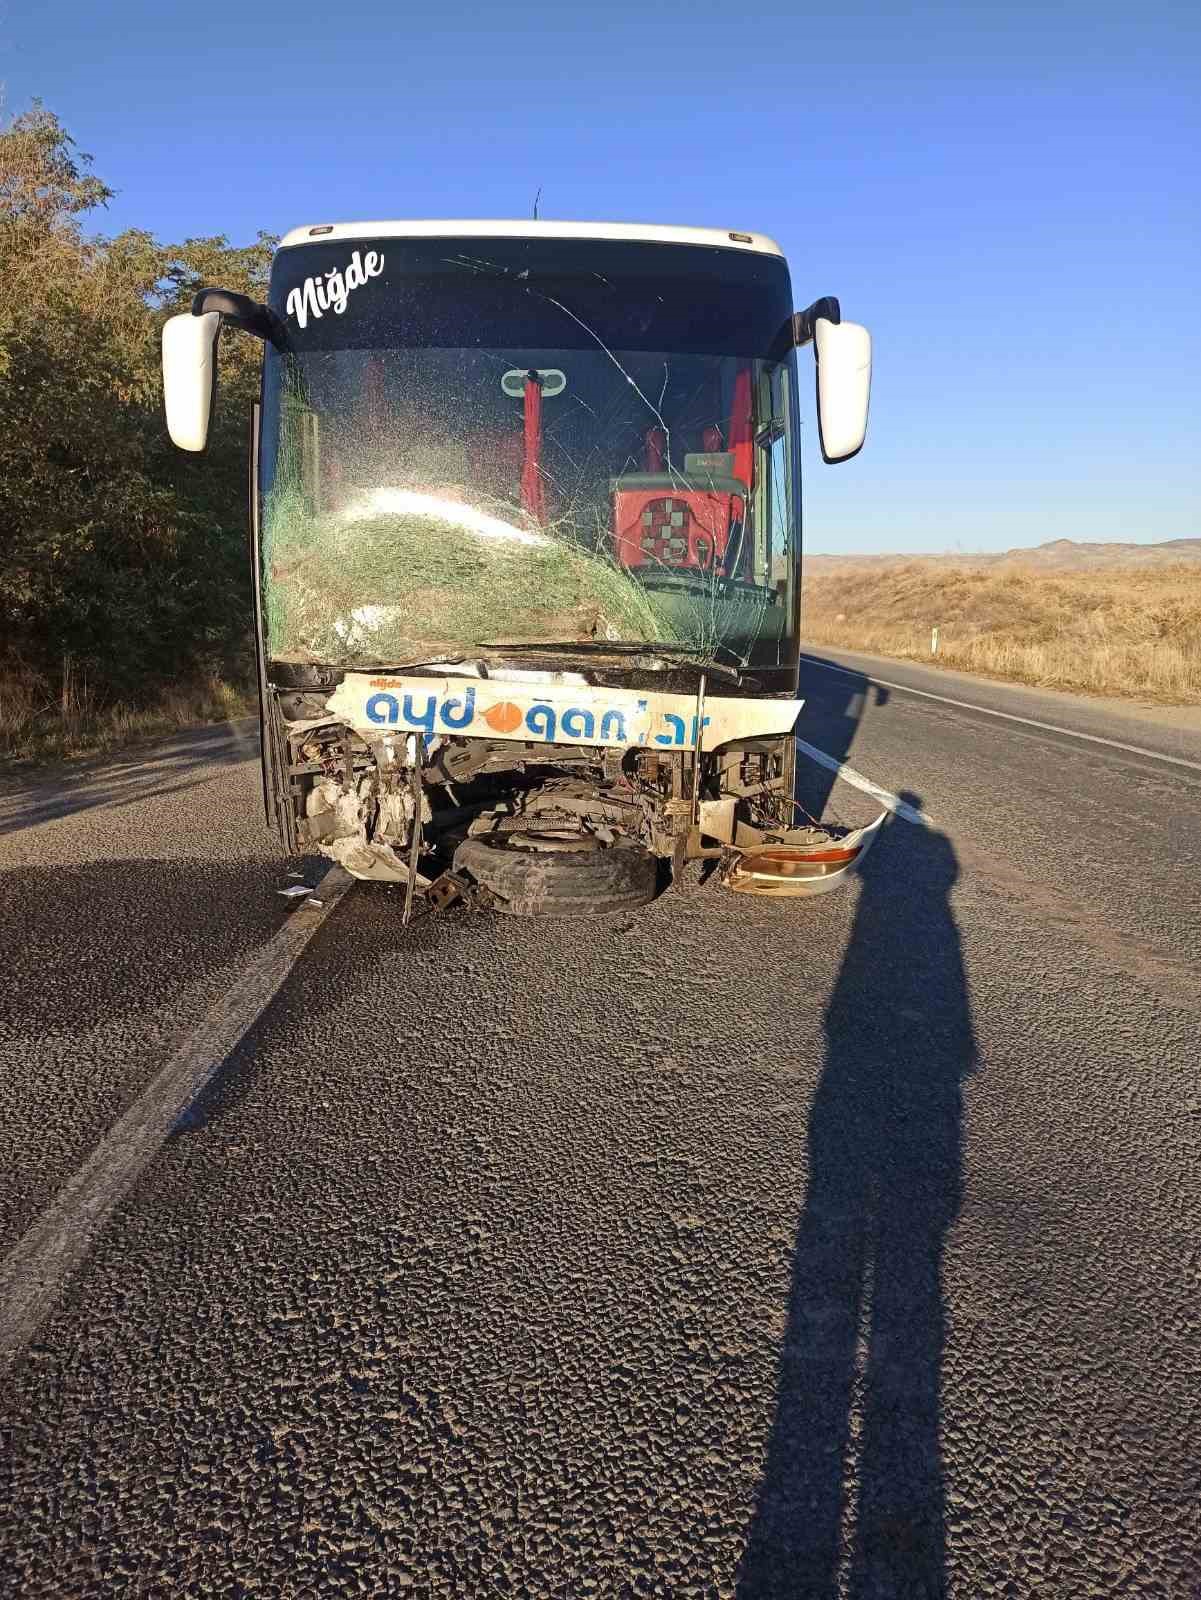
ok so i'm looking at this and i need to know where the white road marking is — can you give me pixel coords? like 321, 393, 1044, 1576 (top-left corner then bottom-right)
794, 738, 934, 828
0, 865, 355, 1375
801, 655, 1201, 774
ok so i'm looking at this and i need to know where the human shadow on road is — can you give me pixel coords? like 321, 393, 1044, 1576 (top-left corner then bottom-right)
737, 794, 976, 1599
793, 654, 889, 826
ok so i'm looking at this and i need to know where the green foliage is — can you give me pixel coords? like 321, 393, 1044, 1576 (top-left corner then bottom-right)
263, 499, 677, 663
0, 103, 276, 703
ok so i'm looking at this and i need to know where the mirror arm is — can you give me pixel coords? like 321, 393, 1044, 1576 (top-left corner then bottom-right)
191, 289, 286, 348
791, 297, 842, 348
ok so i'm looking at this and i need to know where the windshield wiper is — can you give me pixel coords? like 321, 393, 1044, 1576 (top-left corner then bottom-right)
479, 640, 744, 682
365, 654, 490, 676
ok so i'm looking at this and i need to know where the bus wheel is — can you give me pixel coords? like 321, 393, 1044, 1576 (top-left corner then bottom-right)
453, 832, 657, 917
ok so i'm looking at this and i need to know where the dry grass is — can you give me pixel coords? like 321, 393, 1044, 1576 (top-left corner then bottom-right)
0, 663, 253, 766
801, 561, 1201, 704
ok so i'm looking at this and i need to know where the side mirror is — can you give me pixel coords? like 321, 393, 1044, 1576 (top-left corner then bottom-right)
814, 318, 871, 464
162, 311, 222, 452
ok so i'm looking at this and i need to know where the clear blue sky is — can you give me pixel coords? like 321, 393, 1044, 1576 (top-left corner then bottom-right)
5, 0, 1198, 554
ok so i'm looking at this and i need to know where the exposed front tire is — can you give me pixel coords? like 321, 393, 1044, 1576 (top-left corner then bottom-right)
453, 833, 657, 917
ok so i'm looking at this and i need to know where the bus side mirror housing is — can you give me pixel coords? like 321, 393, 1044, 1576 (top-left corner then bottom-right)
162, 311, 222, 452
814, 318, 871, 464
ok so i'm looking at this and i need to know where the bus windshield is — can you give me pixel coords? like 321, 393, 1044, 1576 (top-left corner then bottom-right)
260, 237, 801, 671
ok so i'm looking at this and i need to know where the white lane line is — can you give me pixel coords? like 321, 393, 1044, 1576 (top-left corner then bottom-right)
794, 737, 934, 828
0, 864, 355, 1375
801, 655, 1201, 774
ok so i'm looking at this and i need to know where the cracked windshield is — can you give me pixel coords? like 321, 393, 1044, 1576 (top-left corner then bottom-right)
260, 238, 800, 669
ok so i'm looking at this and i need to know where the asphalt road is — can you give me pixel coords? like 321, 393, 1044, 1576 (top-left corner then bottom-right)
1, 650, 1198, 1598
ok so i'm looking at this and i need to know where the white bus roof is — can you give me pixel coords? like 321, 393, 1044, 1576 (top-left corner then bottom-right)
277, 219, 784, 257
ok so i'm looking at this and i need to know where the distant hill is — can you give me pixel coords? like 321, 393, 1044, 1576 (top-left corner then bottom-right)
993, 538, 1201, 570
807, 538, 1201, 571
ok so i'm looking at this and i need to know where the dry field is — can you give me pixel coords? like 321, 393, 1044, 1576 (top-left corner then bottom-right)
801, 560, 1201, 703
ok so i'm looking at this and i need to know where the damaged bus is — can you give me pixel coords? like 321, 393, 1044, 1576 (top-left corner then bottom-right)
162, 221, 874, 918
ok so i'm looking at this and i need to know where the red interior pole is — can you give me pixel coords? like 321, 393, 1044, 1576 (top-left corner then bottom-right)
729, 367, 753, 491
727, 367, 754, 576
363, 354, 386, 431
522, 372, 545, 523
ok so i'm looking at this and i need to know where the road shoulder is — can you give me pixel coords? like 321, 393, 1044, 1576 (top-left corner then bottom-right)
800, 643, 1201, 761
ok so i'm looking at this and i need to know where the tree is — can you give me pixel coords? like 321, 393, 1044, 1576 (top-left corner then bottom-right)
0, 104, 276, 702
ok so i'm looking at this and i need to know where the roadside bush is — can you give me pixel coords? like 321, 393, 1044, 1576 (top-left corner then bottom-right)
0, 104, 273, 735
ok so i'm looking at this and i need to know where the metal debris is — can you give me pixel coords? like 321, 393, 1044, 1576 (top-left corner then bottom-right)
723, 812, 887, 897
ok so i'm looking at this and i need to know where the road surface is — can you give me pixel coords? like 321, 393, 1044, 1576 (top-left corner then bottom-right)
1, 649, 1198, 1598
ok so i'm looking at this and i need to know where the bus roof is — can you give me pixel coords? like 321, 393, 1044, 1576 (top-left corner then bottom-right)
277, 219, 784, 257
